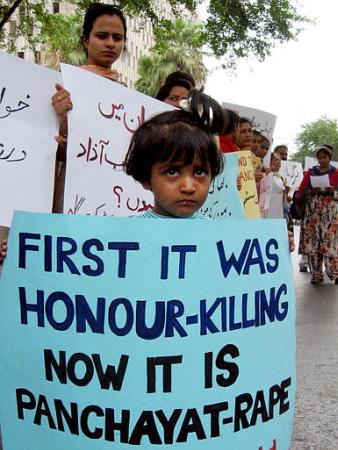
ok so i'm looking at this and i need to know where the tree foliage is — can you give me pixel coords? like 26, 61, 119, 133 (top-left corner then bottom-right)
0, 0, 309, 69
135, 18, 207, 95
206, 0, 308, 67
293, 116, 338, 163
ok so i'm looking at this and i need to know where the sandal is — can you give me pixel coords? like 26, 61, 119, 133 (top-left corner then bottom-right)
311, 277, 323, 285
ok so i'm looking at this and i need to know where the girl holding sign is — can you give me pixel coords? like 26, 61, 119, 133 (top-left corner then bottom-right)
51, 2, 127, 212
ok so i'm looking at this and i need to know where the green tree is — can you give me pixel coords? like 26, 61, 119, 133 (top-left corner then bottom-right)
0, 0, 309, 68
293, 116, 338, 163
135, 18, 207, 95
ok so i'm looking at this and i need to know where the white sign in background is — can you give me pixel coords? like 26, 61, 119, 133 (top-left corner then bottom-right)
222, 102, 277, 166
0, 52, 60, 226
280, 160, 303, 194
61, 64, 174, 217
222, 102, 277, 142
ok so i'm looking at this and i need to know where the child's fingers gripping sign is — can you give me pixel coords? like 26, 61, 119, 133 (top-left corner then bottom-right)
0, 239, 8, 264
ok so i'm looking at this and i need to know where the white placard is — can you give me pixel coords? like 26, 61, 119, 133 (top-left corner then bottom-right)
0, 52, 60, 226
222, 102, 276, 141
280, 160, 303, 194
61, 64, 173, 217
310, 174, 330, 189
222, 102, 277, 166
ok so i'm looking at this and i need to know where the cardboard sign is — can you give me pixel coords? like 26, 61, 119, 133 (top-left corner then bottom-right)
237, 151, 260, 218
199, 153, 245, 219
0, 52, 60, 226
280, 161, 303, 194
0, 211, 296, 449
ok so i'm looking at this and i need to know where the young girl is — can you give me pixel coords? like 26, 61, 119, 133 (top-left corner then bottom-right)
124, 89, 228, 218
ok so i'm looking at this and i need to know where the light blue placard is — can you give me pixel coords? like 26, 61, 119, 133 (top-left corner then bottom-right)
0, 211, 295, 449
199, 153, 245, 219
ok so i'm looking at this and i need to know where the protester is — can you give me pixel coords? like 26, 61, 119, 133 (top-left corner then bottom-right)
155, 71, 195, 109
296, 145, 338, 284
215, 109, 242, 191
219, 109, 240, 153
261, 152, 286, 219
258, 136, 271, 162
252, 134, 272, 195
251, 130, 264, 174
274, 144, 288, 161
163, 71, 196, 88
251, 130, 263, 156
124, 89, 226, 218
236, 118, 253, 151
51, 2, 128, 212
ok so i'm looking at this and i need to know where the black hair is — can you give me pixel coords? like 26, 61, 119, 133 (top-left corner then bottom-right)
239, 117, 252, 127
274, 144, 288, 152
165, 71, 196, 88
223, 109, 239, 134
316, 144, 333, 159
81, 3, 127, 55
261, 135, 271, 147
270, 151, 280, 163
252, 129, 262, 136
156, 78, 193, 101
124, 89, 227, 183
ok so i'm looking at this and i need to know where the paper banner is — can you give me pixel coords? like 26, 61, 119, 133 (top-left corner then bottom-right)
0, 52, 60, 226
237, 151, 260, 218
61, 64, 174, 217
199, 153, 245, 219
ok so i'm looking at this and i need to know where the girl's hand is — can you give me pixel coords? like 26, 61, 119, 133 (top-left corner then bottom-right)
51, 83, 73, 118
0, 238, 8, 264
236, 175, 242, 191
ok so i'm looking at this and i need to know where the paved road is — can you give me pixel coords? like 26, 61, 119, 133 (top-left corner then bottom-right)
291, 227, 338, 449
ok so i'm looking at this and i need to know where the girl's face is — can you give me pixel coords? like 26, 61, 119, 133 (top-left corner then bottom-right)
251, 134, 262, 154
317, 152, 330, 169
270, 154, 281, 172
84, 14, 125, 68
256, 140, 269, 159
142, 155, 212, 217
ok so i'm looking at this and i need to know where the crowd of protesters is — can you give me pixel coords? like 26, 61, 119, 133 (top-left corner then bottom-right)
1, 1, 337, 286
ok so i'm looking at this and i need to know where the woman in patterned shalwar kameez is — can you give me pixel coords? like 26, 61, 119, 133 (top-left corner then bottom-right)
296, 145, 338, 284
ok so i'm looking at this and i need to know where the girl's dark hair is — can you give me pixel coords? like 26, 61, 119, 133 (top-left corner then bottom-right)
223, 109, 239, 134
156, 78, 193, 101
125, 89, 227, 183
239, 117, 252, 127
165, 71, 196, 88
81, 3, 127, 54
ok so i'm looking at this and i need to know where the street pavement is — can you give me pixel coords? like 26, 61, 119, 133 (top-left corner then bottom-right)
291, 227, 338, 449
